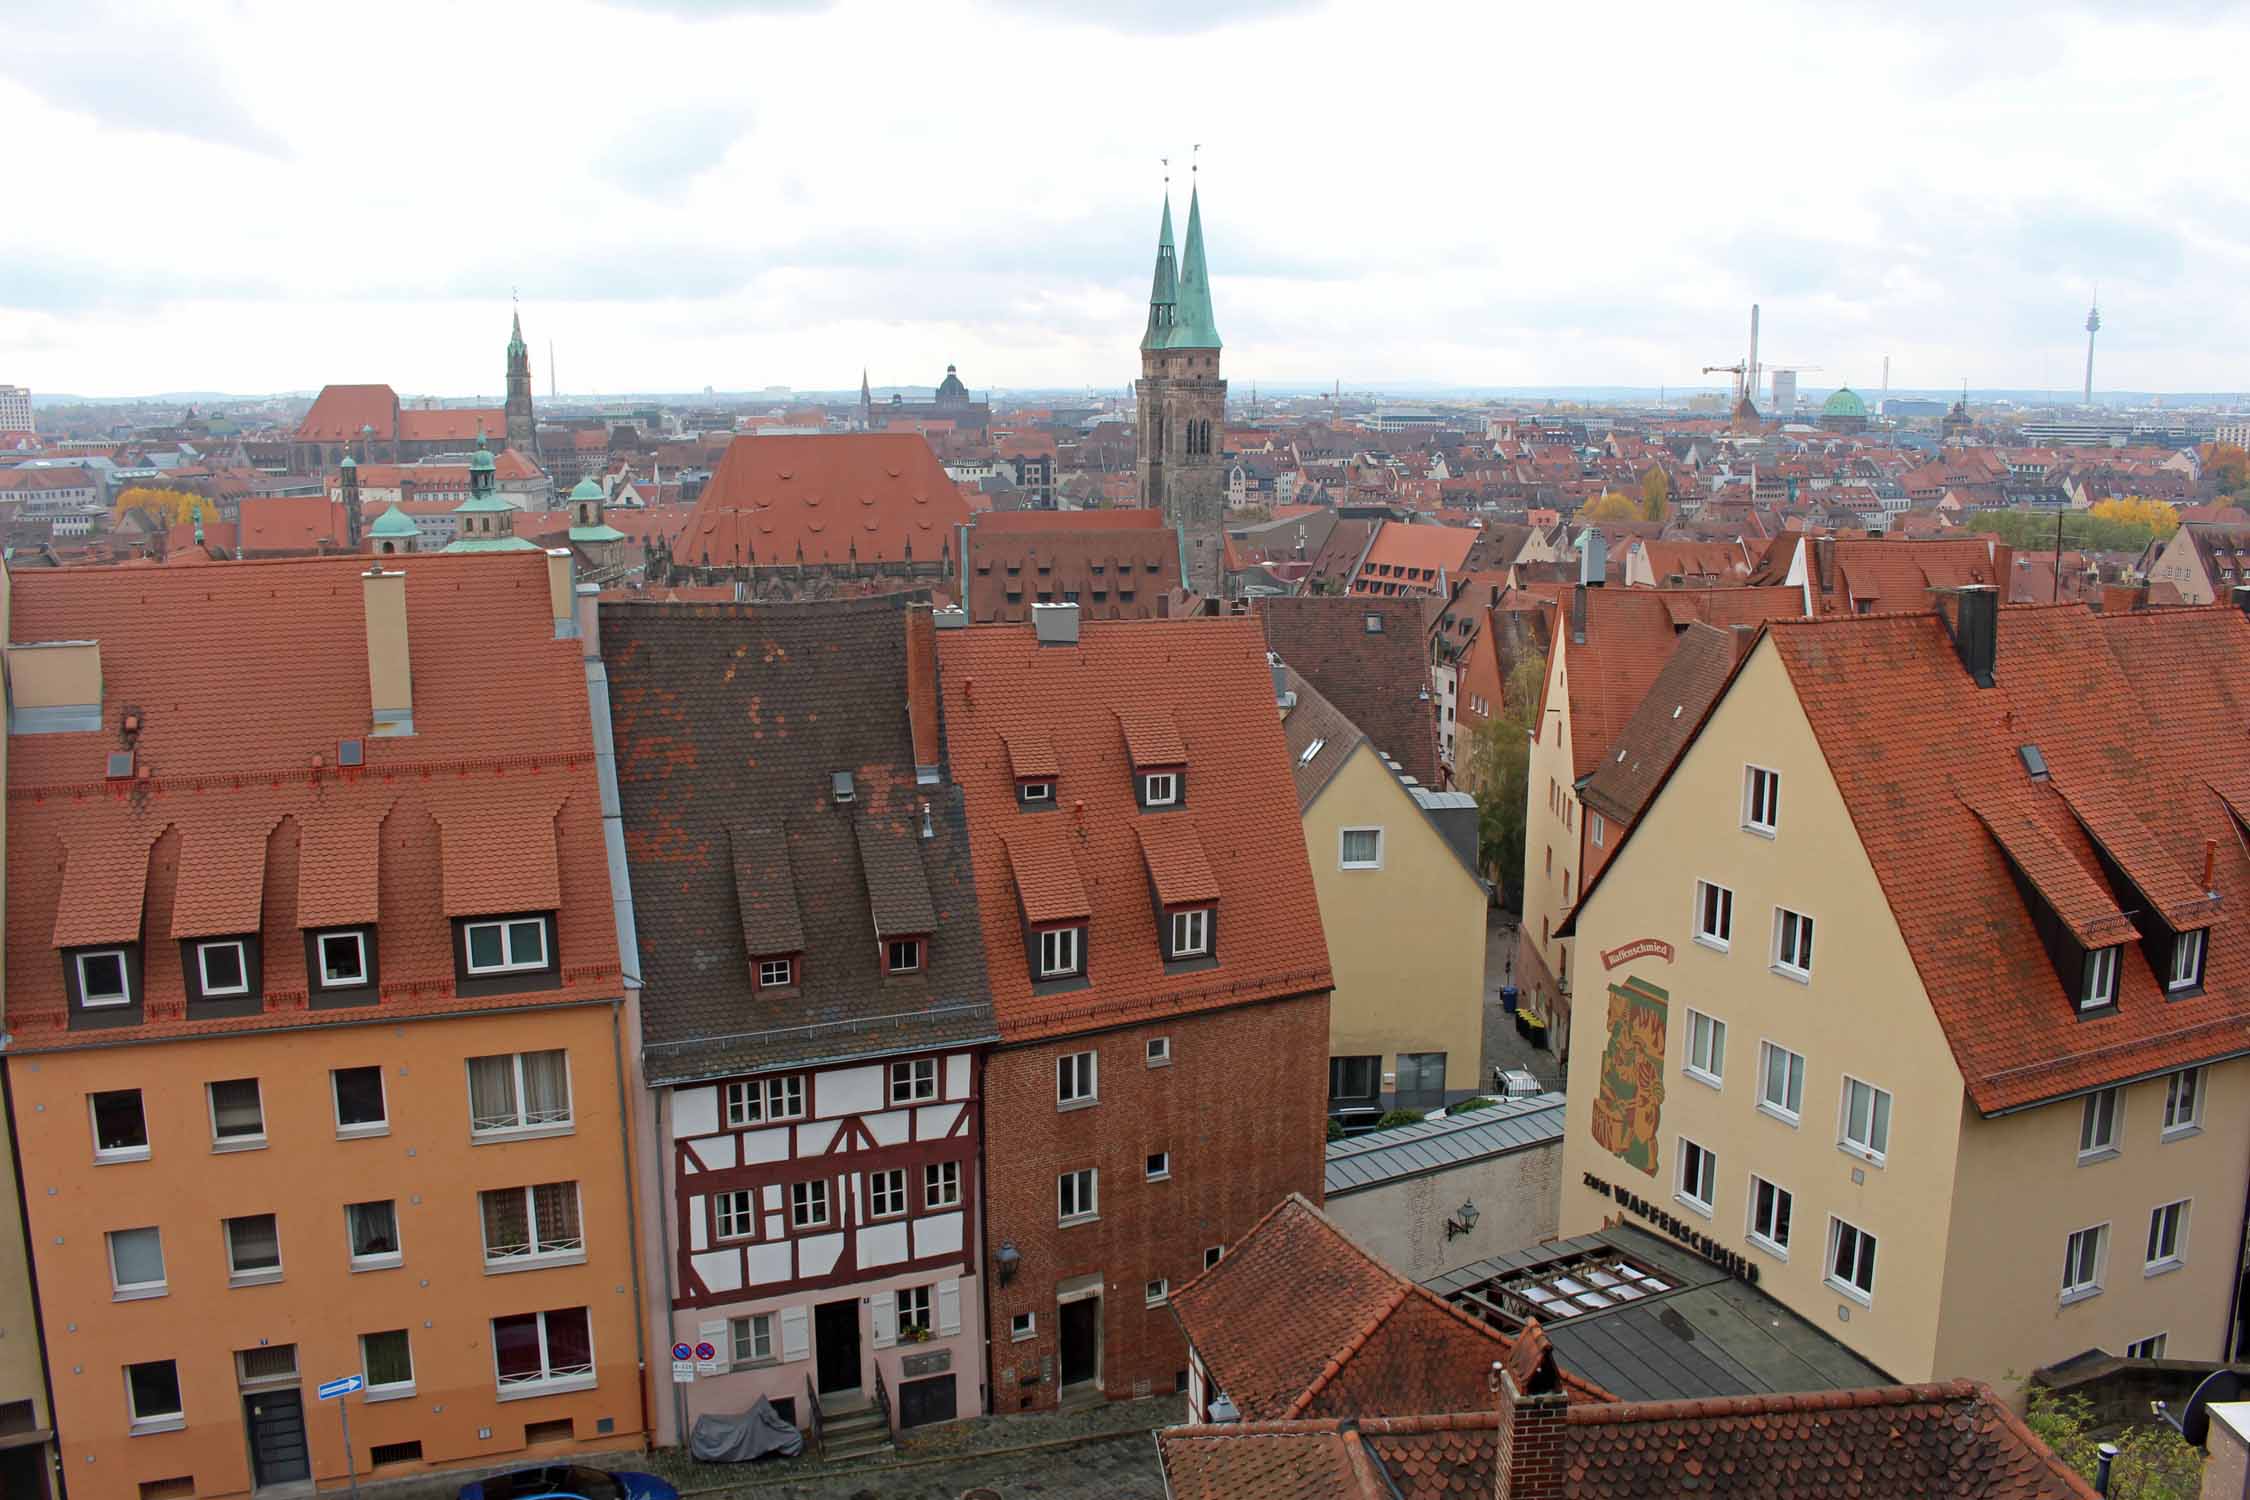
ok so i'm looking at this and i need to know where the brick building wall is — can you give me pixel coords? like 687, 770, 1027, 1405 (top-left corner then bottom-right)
981, 992, 1328, 1411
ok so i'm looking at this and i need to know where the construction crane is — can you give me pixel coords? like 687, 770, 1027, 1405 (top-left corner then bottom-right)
1703, 305, 1762, 404
1702, 360, 1747, 402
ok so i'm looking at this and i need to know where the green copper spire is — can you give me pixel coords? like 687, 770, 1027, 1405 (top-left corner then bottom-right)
1171, 182, 1221, 351
1140, 195, 1179, 353
508, 305, 527, 359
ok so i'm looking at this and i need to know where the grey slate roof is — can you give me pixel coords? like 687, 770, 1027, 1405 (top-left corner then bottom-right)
1323, 1092, 1565, 1195
603, 594, 998, 1085
1425, 1225, 1892, 1402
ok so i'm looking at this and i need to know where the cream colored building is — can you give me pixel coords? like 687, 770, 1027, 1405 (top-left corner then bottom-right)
1281, 665, 1489, 1123
1561, 591, 2250, 1392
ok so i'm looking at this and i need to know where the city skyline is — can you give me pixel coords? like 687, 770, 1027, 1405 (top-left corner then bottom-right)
4, 0, 2247, 398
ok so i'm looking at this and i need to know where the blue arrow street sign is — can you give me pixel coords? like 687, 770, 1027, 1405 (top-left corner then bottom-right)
317, 1374, 365, 1401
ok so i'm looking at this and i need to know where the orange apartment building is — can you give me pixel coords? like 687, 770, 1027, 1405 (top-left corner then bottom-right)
2, 551, 648, 1499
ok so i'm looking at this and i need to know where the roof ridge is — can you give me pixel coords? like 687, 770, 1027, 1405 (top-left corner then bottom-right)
1563, 1378, 1980, 1429
1170, 1191, 1321, 1307
1286, 1282, 1413, 1418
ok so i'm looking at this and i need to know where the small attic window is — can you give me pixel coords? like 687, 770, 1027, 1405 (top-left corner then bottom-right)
2019, 744, 2050, 782
1298, 737, 1327, 768
338, 739, 365, 768
105, 750, 135, 779
831, 771, 856, 805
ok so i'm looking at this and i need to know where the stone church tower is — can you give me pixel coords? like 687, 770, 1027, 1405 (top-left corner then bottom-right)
505, 307, 536, 456
1135, 186, 1227, 597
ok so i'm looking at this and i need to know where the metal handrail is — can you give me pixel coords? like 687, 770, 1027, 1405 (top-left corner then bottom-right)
805, 1372, 824, 1457
873, 1362, 893, 1436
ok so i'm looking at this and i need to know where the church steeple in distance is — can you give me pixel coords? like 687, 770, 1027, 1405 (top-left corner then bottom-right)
504, 300, 536, 458
1142, 196, 1179, 351
1133, 158, 1227, 598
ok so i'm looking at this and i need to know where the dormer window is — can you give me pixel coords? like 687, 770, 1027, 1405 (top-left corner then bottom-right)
2080, 945, 2121, 1011
1169, 908, 1211, 959
2168, 929, 2208, 993
465, 918, 550, 976
756, 956, 797, 990
1036, 925, 1084, 981
887, 938, 924, 974
316, 931, 368, 988
1019, 780, 1055, 807
1140, 771, 1181, 808
76, 949, 132, 1008
196, 940, 248, 997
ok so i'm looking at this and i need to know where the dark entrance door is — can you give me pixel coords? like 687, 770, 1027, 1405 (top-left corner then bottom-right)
1059, 1297, 1100, 1387
814, 1299, 862, 1395
898, 1374, 958, 1429
244, 1389, 310, 1488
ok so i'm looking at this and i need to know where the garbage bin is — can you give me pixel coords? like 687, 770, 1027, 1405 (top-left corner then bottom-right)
1523, 1015, 1549, 1052
1500, 985, 1520, 1015
1514, 1009, 1531, 1039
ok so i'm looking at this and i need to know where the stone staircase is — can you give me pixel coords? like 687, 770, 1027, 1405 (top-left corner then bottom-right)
819, 1394, 895, 1463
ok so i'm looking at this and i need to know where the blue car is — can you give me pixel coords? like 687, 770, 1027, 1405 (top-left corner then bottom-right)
458, 1464, 680, 1500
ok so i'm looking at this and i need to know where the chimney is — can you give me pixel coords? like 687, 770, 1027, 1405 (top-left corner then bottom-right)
546, 549, 578, 639
362, 565, 415, 735
1031, 600, 1080, 646
1814, 535, 1834, 595
1939, 584, 1999, 688
1570, 585, 1588, 646
1578, 528, 1606, 587
1492, 1321, 1568, 1500
2232, 585, 2250, 619
904, 603, 941, 784
4, 639, 103, 733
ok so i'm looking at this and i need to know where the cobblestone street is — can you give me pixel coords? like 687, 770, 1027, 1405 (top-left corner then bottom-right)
1480, 906, 1564, 1093
707, 1431, 1166, 1499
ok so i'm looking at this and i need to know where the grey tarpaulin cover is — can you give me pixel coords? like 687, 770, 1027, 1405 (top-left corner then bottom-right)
689, 1396, 804, 1462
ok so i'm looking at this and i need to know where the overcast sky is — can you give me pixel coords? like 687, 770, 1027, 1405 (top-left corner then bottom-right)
4, 0, 2246, 400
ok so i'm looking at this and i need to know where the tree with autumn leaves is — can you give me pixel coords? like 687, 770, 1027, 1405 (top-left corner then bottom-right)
112, 486, 208, 527
2086, 496, 2181, 539
1577, 491, 1641, 523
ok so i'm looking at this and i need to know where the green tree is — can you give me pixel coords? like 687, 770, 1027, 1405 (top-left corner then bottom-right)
1972, 508, 2176, 556
1467, 652, 1547, 911
2022, 1384, 2200, 1500
1640, 466, 1670, 522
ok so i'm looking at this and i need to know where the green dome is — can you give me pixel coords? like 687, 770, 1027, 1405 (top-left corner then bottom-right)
1822, 387, 1867, 418
370, 504, 417, 538
469, 443, 496, 473
339, 451, 356, 470
568, 477, 604, 502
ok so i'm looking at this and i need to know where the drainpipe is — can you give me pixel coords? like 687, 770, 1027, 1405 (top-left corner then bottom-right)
2227, 1169, 2250, 1361
610, 1001, 651, 1451
655, 1087, 688, 1446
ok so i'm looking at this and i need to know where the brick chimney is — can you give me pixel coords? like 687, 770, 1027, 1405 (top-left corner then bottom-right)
362, 565, 415, 736
1493, 1320, 1567, 1500
904, 602, 941, 782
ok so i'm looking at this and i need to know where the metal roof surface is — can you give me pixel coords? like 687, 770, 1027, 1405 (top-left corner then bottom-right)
1323, 1092, 1566, 1195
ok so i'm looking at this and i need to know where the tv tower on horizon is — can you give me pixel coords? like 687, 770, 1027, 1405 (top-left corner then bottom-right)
2083, 290, 2101, 408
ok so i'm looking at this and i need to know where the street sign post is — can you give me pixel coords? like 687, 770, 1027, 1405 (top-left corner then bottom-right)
317, 1374, 365, 1500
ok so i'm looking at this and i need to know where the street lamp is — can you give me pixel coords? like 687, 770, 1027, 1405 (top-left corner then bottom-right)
1445, 1200, 1481, 1241
997, 1240, 1021, 1286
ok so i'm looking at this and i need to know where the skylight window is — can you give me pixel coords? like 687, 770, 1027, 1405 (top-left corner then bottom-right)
1298, 738, 1326, 767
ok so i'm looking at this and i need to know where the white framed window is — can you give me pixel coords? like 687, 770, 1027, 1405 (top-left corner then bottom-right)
1205, 1244, 1225, 1269
1142, 771, 1180, 806
1758, 1042, 1805, 1122
1146, 1151, 1170, 1181
1685, 1010, 1726, 1087
1744, 765, 1780, 835
1693, 880, 1733, 949
1058, 1051, 1098, 1106
790, 1179, 830, 1228
2081, 945, 2121, 1010
465, 918, 549, 975
1839, 1077, 1891, 1165
899, 1284, 932, 1334
1147, 1036, 1172, 1066
76, 947, 132, 1007
1036, 926, 1083, 979
480, 1182, 585, 1267
2062, 1223, 2109, 1302
731, 1313, 774, 1365
225, 1213, 283, 1285
1590, 811, 1606, 848
2163, 1069, 2204, 1137
332, 1065, 388, 1138
757, 956, 796, 989
1748, 1175, 1792, 1255
347, 1200, 401, 1269
2147, 1200, 2189, 1272
887, 937, 924, 973
868, 1168, 907, 1219
208, 1078, 266, 1150
1826, 1217, 1877, 1304
924, 1160, 962, 1210
1676, 1137, 1717, 1215
1170, 908, 1211, 958
2170, 929, 2207, 991
126, 1359, 184, 1433
89, 1089, 150, 1162
724, 1075, 805, 1127
1020, 780, 1054, 804
315, 930, 368, 988
2127, 1333, 2168, 1360
1146, 1278, 1169, 1306
714, 1189, 756, 1240
890, 1057, 938, 1104
491, 1307, 594, 1396
1340, 827, 1384, 870
468, 1050, 572, 1136
2079, 1088, 2121, 1160
362, 1329, 415, 1399
1058, 1167, 1097, 1223
1772, 908, 1815, 979
1010, 1312, 1036, 1341
108, 1226, 166, 1299
197, 939, 251, 997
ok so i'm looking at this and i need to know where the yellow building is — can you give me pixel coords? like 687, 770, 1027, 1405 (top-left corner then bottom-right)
1279, 665, 1489, 1123
1561, 590, 2250, 1391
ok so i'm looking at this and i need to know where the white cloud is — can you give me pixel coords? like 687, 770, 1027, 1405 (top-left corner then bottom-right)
2, 0, 2245, 397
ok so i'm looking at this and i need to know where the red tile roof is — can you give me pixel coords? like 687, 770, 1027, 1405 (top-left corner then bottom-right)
295, 384, 400, 443
397, 408, 506, 444
239, 495, 351, 555
1137, 818, 1220, 909
937, 616, 1330, 1042
1259, 595, 1442, 788
5, 553, 619, 1052
676, 433, 968, 569
1350, 519, 1477, 594
1002, 821, 1093, 926
962, 509, 1181, 623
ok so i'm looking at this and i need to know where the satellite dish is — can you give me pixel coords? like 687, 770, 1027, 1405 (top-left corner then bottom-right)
2174, 1367, 2244, 1449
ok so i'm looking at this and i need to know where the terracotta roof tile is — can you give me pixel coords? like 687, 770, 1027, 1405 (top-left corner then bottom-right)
1259, 595, 1441, 788
1964, 795, 2138, 948
397, 408, 506, 444
856, 810, 939, 938
1117, 706, 1187, 769
676, 433, 969, 570
1579, 623, 1753, 826
1002, 821, 1092, 927
295, 384, 400, 443
169, 822, 277, 939
53, 824, 161, 948
296, 810, 386, 929
1137, 818, 1220, 909
1002, 731, 1058, 781
435, 788, 566, 916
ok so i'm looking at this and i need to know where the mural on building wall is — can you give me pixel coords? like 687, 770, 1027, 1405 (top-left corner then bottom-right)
1588, 975, 1668, 1176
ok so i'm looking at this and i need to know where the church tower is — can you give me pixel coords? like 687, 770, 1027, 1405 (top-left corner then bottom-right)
505, 306, 536, 456
1135, 183, 1227, 597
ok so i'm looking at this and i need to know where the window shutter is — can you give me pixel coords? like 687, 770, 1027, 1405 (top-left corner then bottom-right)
871, 1290, 898, 1350
698, 1318, 731, 1374
937, 1278, 960, 1337
779, 1305, 810, 1363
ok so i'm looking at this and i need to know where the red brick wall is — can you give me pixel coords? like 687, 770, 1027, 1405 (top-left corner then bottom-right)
982, 991, 1329, 1410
